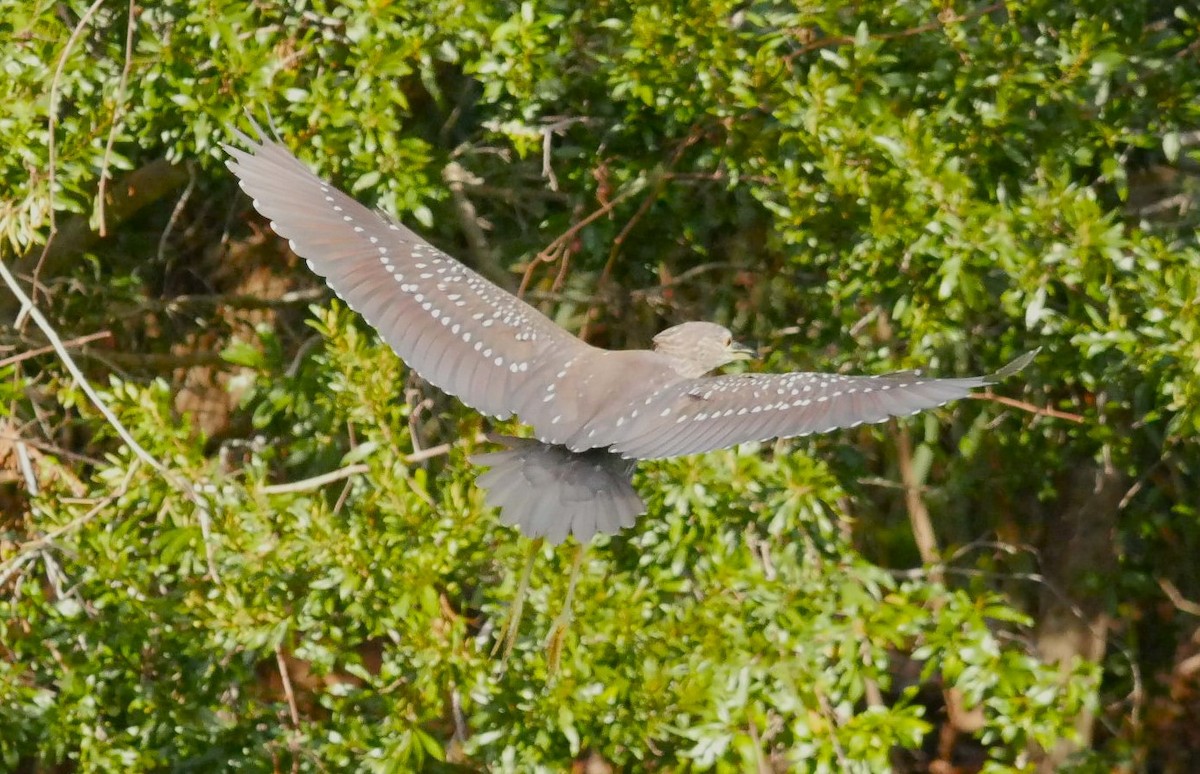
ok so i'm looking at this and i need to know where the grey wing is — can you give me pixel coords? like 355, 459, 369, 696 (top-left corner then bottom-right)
608, 352, 1036, 460
223, 125, 593, 420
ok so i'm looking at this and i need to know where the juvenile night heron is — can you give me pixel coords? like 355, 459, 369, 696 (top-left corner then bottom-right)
224, 126, 1034, 545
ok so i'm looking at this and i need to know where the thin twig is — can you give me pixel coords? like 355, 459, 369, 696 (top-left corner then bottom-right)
37, 0, 108, 291
157, 163, 197, 263
629, 262, 737, 297
0, 461, 140, 577
261, 464, 369, 495
97, 0, 138, 237
0, 330, 113, 368
1159, 578, 1200, 617
894, 423, 942, 575
121, 287, 327, 315
0, 260, 222, 583
517, 182, 645, 297
0, 432, 105, 467
274, 644, 304, 774
814, 689, 849, 768
1119, 452, 1173, 510
970, 391, 1085, 423
15, 441, 38, 495
258, 437, 476, 495
0, 553, 38, 593
747, 720, 770, 774
275, 645, 302, 727
405, 440, 461, 464
783, 2, 1004, 65
602, 126, 705, 284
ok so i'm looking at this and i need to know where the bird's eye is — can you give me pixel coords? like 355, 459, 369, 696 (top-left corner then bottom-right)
724, 335, 732, 347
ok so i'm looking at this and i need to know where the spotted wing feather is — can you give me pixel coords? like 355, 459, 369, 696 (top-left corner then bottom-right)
608, 357, 1029, 460
223, 126, 593, 420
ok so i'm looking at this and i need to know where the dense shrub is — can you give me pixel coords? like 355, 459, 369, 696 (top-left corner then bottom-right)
2, 1, 1197, 770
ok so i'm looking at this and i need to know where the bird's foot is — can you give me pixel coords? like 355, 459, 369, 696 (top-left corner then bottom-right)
492, 538, 542, 665
545, 543, 586, 678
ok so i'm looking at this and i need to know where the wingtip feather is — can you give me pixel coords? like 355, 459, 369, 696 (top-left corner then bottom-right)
986, 348, 1040, 384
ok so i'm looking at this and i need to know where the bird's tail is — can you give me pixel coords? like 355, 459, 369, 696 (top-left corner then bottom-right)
469, 434, 645, 544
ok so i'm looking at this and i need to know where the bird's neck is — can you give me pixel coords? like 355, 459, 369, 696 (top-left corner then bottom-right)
658, 352, 711, 379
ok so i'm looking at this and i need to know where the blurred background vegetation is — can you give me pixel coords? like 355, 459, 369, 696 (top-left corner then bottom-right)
2, 0, 1198, 770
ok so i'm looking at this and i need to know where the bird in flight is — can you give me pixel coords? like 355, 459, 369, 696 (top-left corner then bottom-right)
224, 124, 1033, 547
225, 123, 1035, 664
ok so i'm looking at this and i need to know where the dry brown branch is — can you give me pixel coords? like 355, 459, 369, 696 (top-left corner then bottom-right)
1160, 578, 1200, 617
746, 719, 771, 774
261, 464, 369, 495
0, 259, 222, 583
517, 182, 645, 298
4, 158, 190, 319
43, 0, 108, 250
0, 330, 113, 368
601, 126, 706, 285
0, 462, 139, 580
275, 644, 302, 727
540, 189, 643, 260
970, 391, 1085, 423
258, 437, 475, 496
783, 2, 1004, 65
97, 0, 138, 237
274, 644, 303, 774
894, 423, 941, 573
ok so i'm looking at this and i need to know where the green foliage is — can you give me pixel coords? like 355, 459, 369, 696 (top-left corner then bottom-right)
1, 316, 1096, 770
2, 0, 1198, 769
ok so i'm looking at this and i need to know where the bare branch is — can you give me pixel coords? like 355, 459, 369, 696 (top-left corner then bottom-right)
97, 0, 139, 237
258, 436, 480, 496
157, 163, 197, 263
261, 464, 369, 495
43, 0, 108, 250
1159, 578, 1200, 617
894, 423, 942, 573
518, 181, 646, 298
971, 391, 1086, 423
783, 3, 1005, 65
4, 158, 190, 319
0, 461, 140, 577
0, 259, 222, 583
0, 330, 112, 368
275, 645, 302, 728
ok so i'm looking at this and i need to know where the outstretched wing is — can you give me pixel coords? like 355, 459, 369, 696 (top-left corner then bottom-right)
607, 353, 1036, 460
224, 125, 594, 420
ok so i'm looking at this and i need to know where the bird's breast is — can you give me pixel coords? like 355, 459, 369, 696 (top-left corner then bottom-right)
512, 350, 683, 451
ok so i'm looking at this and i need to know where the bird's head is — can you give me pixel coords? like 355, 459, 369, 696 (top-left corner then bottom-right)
652, 321, 756, 378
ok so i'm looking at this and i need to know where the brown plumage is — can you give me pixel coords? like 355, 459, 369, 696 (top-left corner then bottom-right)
224, 125, 1034, 544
